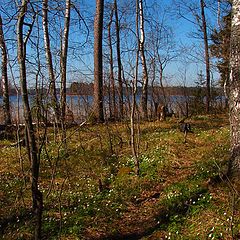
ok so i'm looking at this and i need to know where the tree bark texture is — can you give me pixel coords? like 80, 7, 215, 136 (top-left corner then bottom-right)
17, 1, 42, 239
93, 0, 104, 122
228, 0, 240, 178
42, 0, 60, 123
60, 0, 71, 124
200, 0, 211, 113
114, 0, 124, 119
131, 0, 140, 176
0, 15, 11, 125
139, 0, 149, 120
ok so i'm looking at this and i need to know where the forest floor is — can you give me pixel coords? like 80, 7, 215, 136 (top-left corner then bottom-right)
0, 113, 240, 239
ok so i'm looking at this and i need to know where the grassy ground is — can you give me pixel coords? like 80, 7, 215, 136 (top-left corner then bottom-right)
0, 114, 239, 239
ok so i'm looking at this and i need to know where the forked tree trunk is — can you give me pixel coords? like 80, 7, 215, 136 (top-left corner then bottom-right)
42, 0, 60, 123
93, 0, 104, 122
0, 15, 11, 125
200, 0, 211, 113
139, 0, 149, 120
114, 0, 124, 119
17, 1, 42, 239
228, 0, 240, 178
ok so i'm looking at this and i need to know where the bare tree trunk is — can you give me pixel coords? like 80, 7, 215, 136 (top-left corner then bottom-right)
157, 54, 167, 105
122, 65, 131, 116
17, 1, 42, 239
114, 0, 123, 120
93, 0, 104, 123
131, 0, 140, 176
107, 73, 112, 118
35, 15, 42, 132
228, 0, 240, 178
108, 7, 117, 120
139, 0, 149, 120
42, 0, 60, 123
150, 57, 157, 119
200, 0, 211, 113
0, 15, 11, 125
60, 0, 71, 141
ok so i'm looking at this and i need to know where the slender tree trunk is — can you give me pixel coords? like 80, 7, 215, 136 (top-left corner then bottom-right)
108, 7, 117, 120
17, 1, 42, 239
139, 0, 149, 120
93, 0, 104, 122
157, 54, 167, 105
35, 15, 42, 132
131, 0, 140, 176
228, 0, 240, 178
0, 15, 11, 125
60, 0, 71, 125
122, 65, 131, 115
107, 74, 112, 118
114, 0, 123, 120
200, 0, 211, 113
150, 57, 157, 119
42, 0, 60, 123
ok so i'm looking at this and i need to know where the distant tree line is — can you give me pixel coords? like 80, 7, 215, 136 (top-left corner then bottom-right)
0, 82, 224, 98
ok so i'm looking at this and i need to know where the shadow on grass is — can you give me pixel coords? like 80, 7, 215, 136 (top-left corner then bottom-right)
97, 188, 208, 240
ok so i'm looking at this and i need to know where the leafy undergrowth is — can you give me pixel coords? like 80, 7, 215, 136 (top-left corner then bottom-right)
1, 114, 239, 239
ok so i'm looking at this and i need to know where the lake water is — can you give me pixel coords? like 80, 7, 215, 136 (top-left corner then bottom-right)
0, 94, 226, 124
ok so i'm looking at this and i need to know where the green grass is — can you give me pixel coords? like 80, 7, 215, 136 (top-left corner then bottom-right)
1, 114, 239, 239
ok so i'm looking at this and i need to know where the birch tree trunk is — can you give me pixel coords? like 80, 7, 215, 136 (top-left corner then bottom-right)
114, 0, 124, 120
200, 0, 211, 113
42, 0, 60, 124
60, 0, 71, 126
228, 0, 240, 178
17, 1, 42, 238
0, 15, 11, 125
131, 0, 140, 176
93, 0, 104, 122
139, 0, 149, 120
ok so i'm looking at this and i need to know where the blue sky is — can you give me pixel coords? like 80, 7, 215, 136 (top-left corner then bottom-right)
0, 0, 221, 88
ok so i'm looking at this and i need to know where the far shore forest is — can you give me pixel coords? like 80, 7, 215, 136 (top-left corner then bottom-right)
0, 83, 225, 97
